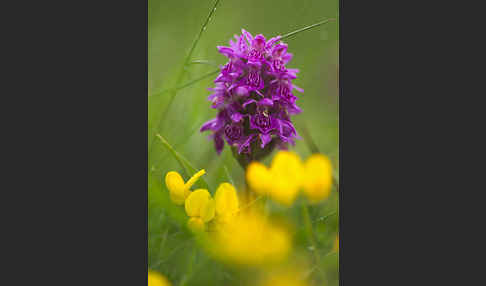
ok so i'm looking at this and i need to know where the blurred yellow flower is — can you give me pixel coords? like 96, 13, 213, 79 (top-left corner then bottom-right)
165, 169, 206, 205
185, 189, 215, 231
246, 151, 333, 205
302, 154, 333, 203
269, 151, 305, 205
210, 209, 291, 266
258, 270, 310, 286
334, 234, 339, 252
214, 182, 239, 222
246, 162, 272, 195
148, 270, 171, 286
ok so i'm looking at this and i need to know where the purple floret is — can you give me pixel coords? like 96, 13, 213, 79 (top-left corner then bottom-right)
200, 29, 302, 155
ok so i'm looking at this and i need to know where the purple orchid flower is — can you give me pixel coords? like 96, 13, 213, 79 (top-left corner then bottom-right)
201, 29, 303, 155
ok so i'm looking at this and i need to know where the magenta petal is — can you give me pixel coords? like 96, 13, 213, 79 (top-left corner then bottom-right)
214, 134, 224, 154
252, 34, 266, 50
272, 43, 288, 58
241, 28, 253, 44
200, 118, 216, 132
265, 36, 281, 48
282, 53, 293, 63
235, 86, 248, 96
231, 112, 243, 122
293, 84, 304, 93
242, 99, 257, 108
258, 98, 273, 107
254, 90, 264, 97
260, 133, 272, 148
238, 134, 255, 154
217, 46, 234, 58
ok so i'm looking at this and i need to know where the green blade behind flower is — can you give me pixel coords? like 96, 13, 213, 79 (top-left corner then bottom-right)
156, 134, 209, 190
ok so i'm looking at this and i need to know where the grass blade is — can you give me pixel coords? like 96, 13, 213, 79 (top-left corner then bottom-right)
280, 18, 336, 41
188, 59, 219, 67
223, 165, 235, 186
149, 69, 220, 98
149, 0, 222, 156
156, 134, 209, 190
164, 0, 222, 112
184, 0, 221, 68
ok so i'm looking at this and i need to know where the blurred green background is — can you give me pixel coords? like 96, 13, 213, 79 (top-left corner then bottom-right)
149, 0, 339, 285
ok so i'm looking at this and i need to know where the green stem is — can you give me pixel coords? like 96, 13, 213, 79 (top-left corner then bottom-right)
299, 124, 320, 154
175, 69, 220, 91
188, 59, 219, 67
302, 203, 325, 279
149, 0, 222, 156
150, 69, 220, 98
183, 0, 221, 68
179, 244, 198, 286
156, 134, 209, 189
166, 0, 221, 111
223, 165, 235, 187
302, 204, 317, 248
280, 18, 336, 41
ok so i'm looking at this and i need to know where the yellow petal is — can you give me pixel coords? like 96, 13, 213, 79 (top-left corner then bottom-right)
334, 234, 339, 252
259, 271, 309, 286
184, 189, 211, 218
165, 171, 188, 205
246, 162, 271, 195
200, 198, 215, 223
302, 154, 332, 203
148, 270, 171, 286
211, 209, 292, 266
184, 169, 206, 189
187, 217, 205, 232
269, 151, 304, 206
214, 183, 239, 218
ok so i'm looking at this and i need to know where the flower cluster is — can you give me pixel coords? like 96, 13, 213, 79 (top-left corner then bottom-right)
246, 151, 333, 206
209, 208, 291, 266
165, 169, 239, 231
165, 169, 292, 266
200, 29, 303, 155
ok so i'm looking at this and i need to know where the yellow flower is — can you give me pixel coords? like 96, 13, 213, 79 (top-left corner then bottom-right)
185, 189, 215, 231
302, 154, 333, 203
148, 270, 171, 286
210, 209, 291, 266
269, 151, 305, 205
165, 169, 205, 205
246, 162, 272, 196
187, 217, 205, 232
246, 151, 334, 205
214, 182, 239, 222
258, 271, 310, 286
246, 151, 304, 206
334, 234, 339, 252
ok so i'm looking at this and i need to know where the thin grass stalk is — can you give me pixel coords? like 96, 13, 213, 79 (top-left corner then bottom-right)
280, 18, 336, 41
149, 0, 222, 156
